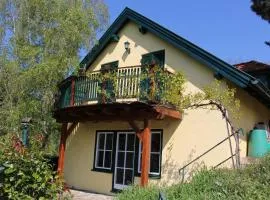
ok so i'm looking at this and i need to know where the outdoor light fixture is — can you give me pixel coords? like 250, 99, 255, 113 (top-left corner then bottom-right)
124, 41, 130, 53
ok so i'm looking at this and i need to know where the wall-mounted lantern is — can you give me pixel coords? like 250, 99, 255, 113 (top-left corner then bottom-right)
124, 41, 130, 54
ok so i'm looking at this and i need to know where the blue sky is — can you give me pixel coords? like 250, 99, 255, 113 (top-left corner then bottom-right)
103, 0, 270, 64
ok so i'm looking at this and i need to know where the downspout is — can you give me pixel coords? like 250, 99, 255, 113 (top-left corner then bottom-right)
225, 110, 236, 168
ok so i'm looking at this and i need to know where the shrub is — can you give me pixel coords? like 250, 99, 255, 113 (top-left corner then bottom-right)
116, 155, 270, 200
117, 185, 159, 200
0, 134, 64, 199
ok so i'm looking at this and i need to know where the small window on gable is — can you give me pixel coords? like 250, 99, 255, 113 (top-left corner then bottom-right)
141, 50, 165, 68
94, 132, 114, 171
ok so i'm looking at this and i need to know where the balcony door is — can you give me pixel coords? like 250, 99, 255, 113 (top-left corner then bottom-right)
113, 132, 135, 190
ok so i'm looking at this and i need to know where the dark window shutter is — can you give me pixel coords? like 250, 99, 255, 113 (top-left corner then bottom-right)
141, 50, 164, 68
140, 50, 165, 101
101, 61, 119, 73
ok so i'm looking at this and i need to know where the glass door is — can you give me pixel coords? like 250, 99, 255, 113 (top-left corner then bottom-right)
113, 132, 135, 190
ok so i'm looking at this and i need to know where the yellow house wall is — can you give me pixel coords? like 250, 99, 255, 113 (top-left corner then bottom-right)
64, 21, 270, 194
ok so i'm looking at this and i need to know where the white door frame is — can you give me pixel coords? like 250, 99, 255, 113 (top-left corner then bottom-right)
113, 131, 135, 190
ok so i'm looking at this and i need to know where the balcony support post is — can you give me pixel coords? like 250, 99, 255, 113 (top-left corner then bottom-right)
140, 119, 151, 187
128, 120, 143, 140
57, 123, 68, 176
70, 78, 75, 106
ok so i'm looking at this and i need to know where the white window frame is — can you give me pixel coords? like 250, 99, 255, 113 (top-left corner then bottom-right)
138, 130, 162, 176
113, 131, 136, 190
95, 131, 114, 170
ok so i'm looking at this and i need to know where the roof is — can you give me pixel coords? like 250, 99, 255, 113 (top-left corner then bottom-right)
80, 7, 270, 108
234, 60, 270, 73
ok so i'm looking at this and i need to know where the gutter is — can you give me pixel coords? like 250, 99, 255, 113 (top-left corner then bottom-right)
249, 79, 270, 107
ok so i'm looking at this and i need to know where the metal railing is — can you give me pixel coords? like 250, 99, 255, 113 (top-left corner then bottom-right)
178, 131, 239, 174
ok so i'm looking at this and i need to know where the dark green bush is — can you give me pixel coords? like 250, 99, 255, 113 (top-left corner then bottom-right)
0, 134, 64, 199
117, 156, 270, 200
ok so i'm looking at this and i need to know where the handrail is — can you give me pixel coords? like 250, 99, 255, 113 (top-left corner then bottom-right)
86, 65, 142, 74
54, 65, 172, 110
178, 131, 237, 173
214, 154, 236, 169
55, 66, 145, 109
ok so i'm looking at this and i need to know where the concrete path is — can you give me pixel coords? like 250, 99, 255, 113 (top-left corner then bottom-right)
69, 189, 114, 200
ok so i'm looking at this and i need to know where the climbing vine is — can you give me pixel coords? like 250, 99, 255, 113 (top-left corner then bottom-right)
85, 65, 242, 167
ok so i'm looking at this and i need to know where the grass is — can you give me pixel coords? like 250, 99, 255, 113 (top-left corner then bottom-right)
117, 155, 270, 200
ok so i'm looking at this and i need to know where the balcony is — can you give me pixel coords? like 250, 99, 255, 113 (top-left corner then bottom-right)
53, 66, 181, 122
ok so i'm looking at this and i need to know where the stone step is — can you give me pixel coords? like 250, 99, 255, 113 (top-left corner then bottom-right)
240, 156, 260, 167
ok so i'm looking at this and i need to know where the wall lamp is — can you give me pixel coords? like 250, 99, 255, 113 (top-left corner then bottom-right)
124, 41, 130, 54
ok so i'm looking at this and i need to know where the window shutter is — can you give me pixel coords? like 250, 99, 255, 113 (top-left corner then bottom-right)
101, 61, 119, 72
140, 50, 165, 101
141, 51, 164, 68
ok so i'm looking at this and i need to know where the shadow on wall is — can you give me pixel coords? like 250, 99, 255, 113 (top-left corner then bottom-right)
122, 49, 129, 62
159, 141, 205, 186
65, 123, 80, 149
156, 118, 205, 186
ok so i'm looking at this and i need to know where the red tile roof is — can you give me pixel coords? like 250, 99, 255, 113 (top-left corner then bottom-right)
234, 60, 270, 72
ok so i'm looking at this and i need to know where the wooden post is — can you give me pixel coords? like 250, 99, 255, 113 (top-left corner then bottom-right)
70, 78, 75, 106
141, 119, 151, 187
57, 123, 68, 176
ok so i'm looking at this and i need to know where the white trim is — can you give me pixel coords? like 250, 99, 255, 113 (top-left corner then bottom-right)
113, 132, 135, 190
138, 131, 162, 176
94, 132, 114, 170
116, 98, 139, 103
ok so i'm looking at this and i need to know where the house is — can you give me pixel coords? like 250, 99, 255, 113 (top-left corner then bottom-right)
235, 60, 270, 89
53, 8, 270, 195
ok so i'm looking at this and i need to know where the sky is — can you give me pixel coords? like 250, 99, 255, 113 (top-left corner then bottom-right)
102, 0, 270, 64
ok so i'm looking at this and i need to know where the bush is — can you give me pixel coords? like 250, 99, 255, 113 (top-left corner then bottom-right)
117, 185, 159, 200
117, 156, 270, 200
0, 134, 64, 199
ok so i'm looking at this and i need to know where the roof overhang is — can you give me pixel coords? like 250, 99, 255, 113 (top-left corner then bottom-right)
54, 101, 182, 123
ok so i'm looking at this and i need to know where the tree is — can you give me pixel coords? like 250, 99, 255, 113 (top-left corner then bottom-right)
0, 0, 108, 152
0, 134, 68, 199
251, 0, 270, 22
251, 0, 270, 46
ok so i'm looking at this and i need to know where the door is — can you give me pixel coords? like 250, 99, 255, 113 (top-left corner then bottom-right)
113, 132, 135, 190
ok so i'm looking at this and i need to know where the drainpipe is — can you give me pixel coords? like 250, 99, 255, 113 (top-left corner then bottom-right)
21, 118, 32, 147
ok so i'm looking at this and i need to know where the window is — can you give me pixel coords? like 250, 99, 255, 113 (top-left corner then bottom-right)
101, 61, 118, 72
141, 50, 165, 68
94, 132, 114, 171
138, 130, 162, 176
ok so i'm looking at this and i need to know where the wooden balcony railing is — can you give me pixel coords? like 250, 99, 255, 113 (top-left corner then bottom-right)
55, 66, 156, 109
